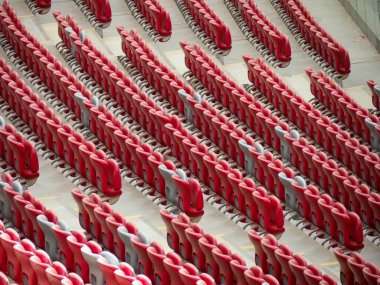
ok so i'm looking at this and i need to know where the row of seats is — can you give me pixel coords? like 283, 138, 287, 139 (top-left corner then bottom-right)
367, 80, 380, 111
132, 0, 172, 39
244, 56, 380, 190
56, 15, 285, 233
180, 42, 378, 233
160, 209, 282, 285
0, 223, 93, 285
55, 11, 205, 219
0, 58, 121, 196
72, 190, 215, 285
306, 68, 380, 149
232, 0, 291, 63
117, 28, 370, 245
82, 0, 112, 24
0, 115, 39, 181
181, 0, 232, 52
276, 0, 350, 75
118, 26, 194, 114
0, 174, 83, 284
248, 230, 337, 285
80, 93, 205, 218
117, 27, 287, 233
0, 2, 91, 124
180, 41, 289, 153
0, 177, 152, 285
333, 248, 380, 285
185, 93, 366, 249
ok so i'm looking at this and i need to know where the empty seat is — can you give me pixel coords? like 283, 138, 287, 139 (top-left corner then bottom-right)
30, 250, 52, 284
244, 266, 279, 285
277, 0, 350, 75
80, 241, 103, 284
347, 253, 367, 285
45, 261, 68, 285
234, 0, 291, 63
13, 239, 37, 285
198, 234, 219, 282
67, 231, 90, 282
0, 228, 22, 282
181, 0, 232, 52
163, 252, 184, 284
147, 242, 169, 285
0, 119, 39, 181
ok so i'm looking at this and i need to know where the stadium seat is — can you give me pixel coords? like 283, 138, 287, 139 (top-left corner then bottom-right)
97, 251, 120, 285
363, 263, 380, 285
147, 242, 169, 285
67, 231, 90, 282
131, 234, 153, 277
244, 266, 280, 285
52, 224, 76, 271
199, 234, 219, 282
160, 209, 179, 251
234, 0, 291, 63
45, 261, 69, 285
289, 254, 308, 285
277, 0, 350, 75
163, 252, 184, 285
181, 0, 232, 52
247, 230, 268, 272
30, 250, 52, 285
347, 253, 366, 285
81, 241, 103, 285
94, 202, 114, 250
172, 213, 193, 261
274, 244, 295, 285
185, 223, 206, 271
13, 239, 37, 285
38, 213, 69, 260
106, 213, 137, 260
367, 80, 380, 110
117, 228, 140, 272
333, 248, 353, 285
212, 243, 246, 285
0, 228, 21, 282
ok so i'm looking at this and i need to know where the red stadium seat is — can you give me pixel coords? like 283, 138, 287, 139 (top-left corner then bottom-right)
131, 234, 153, 277
0, 228, 21, 282
247, 230, 267, 272
13, 239, 37, 285
172, 213, 192, 261
106, 213, 136, 260
244, 266, 279, 285
163, 252, 184, 285
212, 243, 246, 285
45, 262, 68, 285
97, 251, 120, 285
30, 250, 52, 285
274, 244, 295, 285
199, 234, 219, 282
347, 253, 366, 285
289, 254, 308, 285
363, 263, 380, 285
185, 223, 206, 271
333, 248, 353, 285
160, 209, 179, 251
94, 202, 114, 250
67, 231, 90, 282
147, 242, 169, 285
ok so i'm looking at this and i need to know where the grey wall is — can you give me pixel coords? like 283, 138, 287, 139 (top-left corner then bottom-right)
338, 0, 380, 51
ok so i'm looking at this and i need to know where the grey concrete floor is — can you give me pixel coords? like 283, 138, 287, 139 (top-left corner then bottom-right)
2, 0, 380, 283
